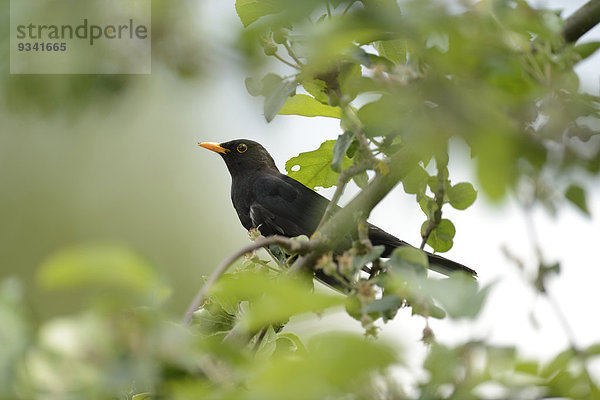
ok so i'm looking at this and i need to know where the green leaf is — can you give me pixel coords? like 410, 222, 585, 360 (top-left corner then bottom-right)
357, 95, 402, 137
278, 94, 342, 119
255, 326, 279, 358
37, 243, 160, 294
285, 140, 352, 189
541, 348, 576, 379
386, 246, 429, 275
302, 79, 328, 103
247, 288, 342, 331
346, 138, 359, 158
245, 76, 262, 96
515, 360, 539, 376
352, 246, 385, 271
418, 195, 436, 219
421, 273, 491, 319
381, 258, 448, 320
585, 343, 600, 357
421, 219, 455, 253
247, 333, 397, 399
193, 297, 236, 334
402, 166, 429, 195
423, 343, 461, 384
264, 76, 297, 122
374, 39, 407, 64
352, 171, 369, 188
235, 0, 283, 27
211, 272, 343, 331
447, 182, 478, 210
565, 184, 589, 215
331, 131, 354, 173
273, 335, 298, 356
350, 48, 373, 66
339, 63, 372, 101
277, 332, 307, 355
475, 130, 515, 200
574, 41, 600, 61
364, 294, 402, 315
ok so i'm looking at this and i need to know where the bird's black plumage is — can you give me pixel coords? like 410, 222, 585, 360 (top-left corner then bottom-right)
199, 139, 476, 277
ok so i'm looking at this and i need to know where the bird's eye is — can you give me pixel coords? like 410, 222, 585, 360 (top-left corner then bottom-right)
237, 143, 248, 153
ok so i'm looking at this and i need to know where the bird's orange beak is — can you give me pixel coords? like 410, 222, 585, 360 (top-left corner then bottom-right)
198, 142, 229, 154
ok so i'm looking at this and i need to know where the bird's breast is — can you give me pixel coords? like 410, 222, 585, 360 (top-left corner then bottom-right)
230, 176, 258, 230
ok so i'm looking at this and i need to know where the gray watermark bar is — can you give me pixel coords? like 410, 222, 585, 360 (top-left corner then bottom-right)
10, 0, 151, 74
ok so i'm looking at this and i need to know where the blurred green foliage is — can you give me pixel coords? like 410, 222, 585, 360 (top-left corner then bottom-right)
1, 0, 600, 398
0, 0, 243, 320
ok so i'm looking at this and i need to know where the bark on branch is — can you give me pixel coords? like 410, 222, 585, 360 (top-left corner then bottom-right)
290, 147, 418, 274
562, 0, 600, 43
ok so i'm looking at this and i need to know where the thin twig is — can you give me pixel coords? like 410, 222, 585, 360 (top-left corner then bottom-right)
326, 2, 332, 19
284, 41, 303, 66
420, 155, 448, 250
546, 291, 579, 350
522, 206, 544, 266
354, 127, 380, 168
273, 53, 301, 70
264, 247, 285, 268
253, 258, 282, 273
181, 236, 315, 326
343, 1, 356, 15
316, 109, 377, 231
521, 206, 579, 348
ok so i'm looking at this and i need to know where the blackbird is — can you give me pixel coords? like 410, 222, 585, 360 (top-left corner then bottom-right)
199, 139, 476, 278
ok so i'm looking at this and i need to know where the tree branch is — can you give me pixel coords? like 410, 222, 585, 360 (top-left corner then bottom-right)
316, 159, 371, 231
181, 236, 316, 326
290, 147, 418, 274
562, 0, 600, 43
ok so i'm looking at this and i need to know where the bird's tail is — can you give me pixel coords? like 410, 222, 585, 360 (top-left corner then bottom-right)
369, 224, 477, 277
425, 251, 477, 277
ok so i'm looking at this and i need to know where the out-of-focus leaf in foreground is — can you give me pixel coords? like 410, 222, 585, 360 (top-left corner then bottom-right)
37, 243, 166, 304
211, 271, 344, 330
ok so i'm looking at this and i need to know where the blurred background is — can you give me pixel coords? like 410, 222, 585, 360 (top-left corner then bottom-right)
1, 0, 599, 373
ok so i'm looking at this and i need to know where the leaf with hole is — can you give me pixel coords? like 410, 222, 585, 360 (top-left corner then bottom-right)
285, 140, 352, 189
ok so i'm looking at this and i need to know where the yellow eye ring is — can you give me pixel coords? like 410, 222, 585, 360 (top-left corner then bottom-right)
237, 143, 247, 153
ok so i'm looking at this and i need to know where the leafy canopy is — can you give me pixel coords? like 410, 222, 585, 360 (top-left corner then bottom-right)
3, 0, 600, 399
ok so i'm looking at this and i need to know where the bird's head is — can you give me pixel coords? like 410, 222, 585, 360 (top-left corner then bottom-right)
198, 139, 278, 176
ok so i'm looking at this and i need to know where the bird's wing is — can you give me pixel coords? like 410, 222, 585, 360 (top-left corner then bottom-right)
249, 173, 329, 238
250, 174, 477, 277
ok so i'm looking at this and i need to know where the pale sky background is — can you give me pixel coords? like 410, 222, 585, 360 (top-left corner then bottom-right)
189, 0, 600, 381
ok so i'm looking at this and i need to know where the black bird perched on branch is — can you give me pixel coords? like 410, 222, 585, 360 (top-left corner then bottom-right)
199, 139, 476, 278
